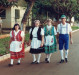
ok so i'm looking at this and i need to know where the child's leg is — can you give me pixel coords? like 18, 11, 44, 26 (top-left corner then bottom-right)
11, 59, 14, 65
48, 53, 52, 62
18, 58, 21, 64
46, 54, 49, 59
65, 50, 69, 58
32, 54, 36, 62
60, 50, 64, 60
37, 54, 41, 63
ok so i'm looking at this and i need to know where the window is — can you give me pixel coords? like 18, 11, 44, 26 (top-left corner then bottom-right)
0, 9, 6, 19
15, 9, 20, 19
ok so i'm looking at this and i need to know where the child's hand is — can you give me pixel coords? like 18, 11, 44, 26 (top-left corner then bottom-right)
40, 43, 43, 47
70, 39, 73, 44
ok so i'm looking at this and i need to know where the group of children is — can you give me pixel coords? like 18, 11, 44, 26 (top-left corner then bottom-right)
9, 15, 73, 67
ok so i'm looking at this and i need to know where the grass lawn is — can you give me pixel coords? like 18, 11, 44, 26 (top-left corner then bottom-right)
72, 26, 79, 31
0, 37, 10, 56
0, 33, 30, 56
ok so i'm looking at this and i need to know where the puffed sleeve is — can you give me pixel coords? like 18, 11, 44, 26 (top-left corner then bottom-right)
10, 31, 12, 37
54, 27, 57, 35
21, 31, 25, 37
41, 28, 44, 36
29, 28, 32, 34
57, 24, 60, 33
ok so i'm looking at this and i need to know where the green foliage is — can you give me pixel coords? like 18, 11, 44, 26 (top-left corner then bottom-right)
32, 0, 79, 21
0, 0, 17, 7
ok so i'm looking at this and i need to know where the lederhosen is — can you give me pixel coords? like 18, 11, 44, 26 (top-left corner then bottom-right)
44, 26, 57, 54
59, 23, 69, 50
10, 30, 24, 59
30, 27, 44, 54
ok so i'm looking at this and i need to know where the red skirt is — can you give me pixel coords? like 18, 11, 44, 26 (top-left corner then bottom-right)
10, 43, 25, 59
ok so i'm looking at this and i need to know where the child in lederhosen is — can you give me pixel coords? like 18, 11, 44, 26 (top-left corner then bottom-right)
57, 15, 73, 63
44, 19, 57, 63
9, 24, 25, 67
29, 20, 44, 64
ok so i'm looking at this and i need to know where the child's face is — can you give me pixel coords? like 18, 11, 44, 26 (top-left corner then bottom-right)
15, 25, 19, 31
47, 21, 52, 26
61, 18, 66, 23
35, 21, 40, 27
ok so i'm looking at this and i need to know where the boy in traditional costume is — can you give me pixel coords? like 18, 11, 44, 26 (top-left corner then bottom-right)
57, 15, 73, 63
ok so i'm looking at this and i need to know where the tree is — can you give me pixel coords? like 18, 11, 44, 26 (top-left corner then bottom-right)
0, 0, 17, 13
51, 0, 79, 22
32, 0, 79, 22
0, 0, 36, 31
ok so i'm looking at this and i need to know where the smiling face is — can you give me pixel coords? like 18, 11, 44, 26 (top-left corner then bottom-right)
15, 25, 19, 31
61, 18, 66, 24
47, 21, 52, 26
35, 20, 40, 27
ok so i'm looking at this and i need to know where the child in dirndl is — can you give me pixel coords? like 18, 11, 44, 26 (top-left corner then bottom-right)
9, 24, 25, 67
29, 20, 44, 64
44, 19, 57, 63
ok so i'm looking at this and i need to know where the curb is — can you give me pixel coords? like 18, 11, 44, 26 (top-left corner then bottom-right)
0, 46, 30, 62
72, 29, 79, 33
0, 29, 79, 62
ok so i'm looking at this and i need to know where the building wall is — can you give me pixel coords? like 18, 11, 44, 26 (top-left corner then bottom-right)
2, 7, 11, 28
11, 6, 26, 28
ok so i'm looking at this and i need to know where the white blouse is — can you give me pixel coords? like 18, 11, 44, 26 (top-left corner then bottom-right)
10, 30, 25, 38
29, 27, 44, 49
46, 25, 57, 35
29, 27, 44, 37
57, 23, 72, 34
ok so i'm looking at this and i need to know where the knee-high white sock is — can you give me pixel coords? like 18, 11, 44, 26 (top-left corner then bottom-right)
32, 54, 36, 62
46, 54, 49, 58
37, 54, 41, 63
48, 54, 52, 62
60, 50, 64, 60
11, 59, 14, 65
18, 58, 21, 63
65, 50, 69, 58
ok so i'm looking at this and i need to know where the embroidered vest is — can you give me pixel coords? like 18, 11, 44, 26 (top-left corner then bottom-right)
44, 26, 54, 36
30, 27, 42, 40
12, 30, 22, 41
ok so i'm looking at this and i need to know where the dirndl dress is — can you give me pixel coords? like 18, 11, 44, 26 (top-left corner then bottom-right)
10, 30, 24, 59
44, 26, 57, 54
29, 27, 44, 54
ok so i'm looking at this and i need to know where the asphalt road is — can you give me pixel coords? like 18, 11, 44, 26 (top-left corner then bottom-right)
0, 31, 79, 75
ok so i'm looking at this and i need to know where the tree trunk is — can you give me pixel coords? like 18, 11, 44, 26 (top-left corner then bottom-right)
21, 1, 35, 32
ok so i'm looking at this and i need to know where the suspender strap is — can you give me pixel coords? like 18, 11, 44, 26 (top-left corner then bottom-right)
60, 24, 62, 34
60, 23, 68, 34
66, 23, 68, 34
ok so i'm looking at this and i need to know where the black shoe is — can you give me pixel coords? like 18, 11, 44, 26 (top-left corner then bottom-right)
65, 58, 68, 63
46, 61, 50, 63
59, 59, 64, 63
17, 63, 20, 65
45, 58, 48, 62
36, 62, 40, 64
8, 64, 13, 67
31, 61, 37, 64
